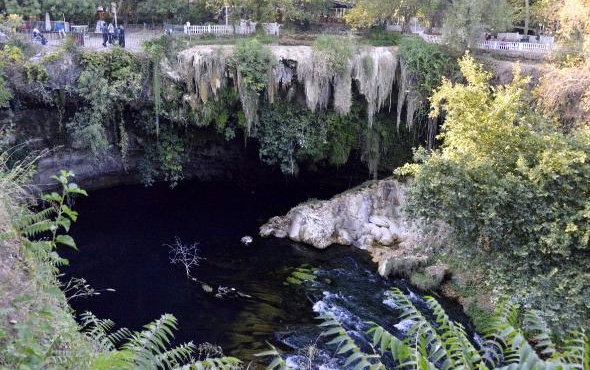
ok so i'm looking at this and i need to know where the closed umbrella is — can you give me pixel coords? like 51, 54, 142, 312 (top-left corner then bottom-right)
45, 12, 51, 32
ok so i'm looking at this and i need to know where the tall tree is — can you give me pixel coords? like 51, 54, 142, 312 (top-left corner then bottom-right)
344, 0, 449, 31
3, 0, 41, 17
2, 0, 95, 22
205, 0, 330, 23
42, 0, 96, 23
136, 0, 185, 23
344, 0, 421, 29
547, 0, 590, 50
442, 0, 513, 51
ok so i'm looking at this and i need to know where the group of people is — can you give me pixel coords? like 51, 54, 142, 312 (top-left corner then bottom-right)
101, 22, 125, 48
32, 27, 48, 45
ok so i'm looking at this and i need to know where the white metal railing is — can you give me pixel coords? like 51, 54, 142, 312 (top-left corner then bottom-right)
185, 25, 235, 35
181, 21, 280, 37
420, 34, 442, 44
477, 40, 553, 53
235, 22, 257, 35
414, 32, 553, 53
262, 22, 281, 36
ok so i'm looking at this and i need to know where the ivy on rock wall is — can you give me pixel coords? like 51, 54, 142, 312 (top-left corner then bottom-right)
230, 38, 277, 135
256, 99, 412, 178
257, 100, 361, 175
68, 49, 146, 165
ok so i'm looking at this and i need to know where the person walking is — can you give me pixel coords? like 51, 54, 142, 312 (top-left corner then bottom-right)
101, 22, 108, 47
55, 21, 65, 38
108, 23, 115, 45
117, 25, 125, 48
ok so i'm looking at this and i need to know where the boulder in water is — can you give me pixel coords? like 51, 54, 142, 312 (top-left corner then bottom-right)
260, 179, 415, 251
260, 178, 450, 279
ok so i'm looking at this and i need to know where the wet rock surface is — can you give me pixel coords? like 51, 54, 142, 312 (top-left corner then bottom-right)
261, 178, 450, 280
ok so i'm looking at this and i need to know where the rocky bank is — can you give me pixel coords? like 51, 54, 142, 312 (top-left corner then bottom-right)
260, 178, 450, 283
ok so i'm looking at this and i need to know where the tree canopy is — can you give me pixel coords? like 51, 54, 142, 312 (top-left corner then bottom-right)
2, 0, 96, 21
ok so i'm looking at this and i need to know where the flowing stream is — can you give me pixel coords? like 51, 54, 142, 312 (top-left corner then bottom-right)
61, 178, 470, 368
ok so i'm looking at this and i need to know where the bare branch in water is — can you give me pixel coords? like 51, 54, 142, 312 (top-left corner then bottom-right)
165, 237, 205, 278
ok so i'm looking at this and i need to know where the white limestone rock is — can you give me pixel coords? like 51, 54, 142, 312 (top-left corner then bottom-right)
260, 178, 415, 251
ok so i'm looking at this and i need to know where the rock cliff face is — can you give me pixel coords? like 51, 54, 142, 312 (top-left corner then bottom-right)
1, 108, 273, 191
33, 140, 246, 191
260, 178, 446, 278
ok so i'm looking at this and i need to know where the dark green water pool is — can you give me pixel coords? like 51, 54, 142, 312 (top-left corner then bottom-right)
61, 178, 470, 368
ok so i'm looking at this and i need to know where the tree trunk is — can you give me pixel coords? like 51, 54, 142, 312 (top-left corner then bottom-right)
524, 0, 530, 36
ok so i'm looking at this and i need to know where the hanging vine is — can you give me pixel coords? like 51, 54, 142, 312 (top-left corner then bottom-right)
153, 57, 161, 138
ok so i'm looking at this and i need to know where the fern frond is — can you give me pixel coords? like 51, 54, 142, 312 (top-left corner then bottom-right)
523, 310, 557, 358
561, 330, 589, 370
122, 313, 190, 369
15, 207, 55, 228
425, 296, 482, 367
387, 288, 456, 369
18, 219, 54, 239
368, 322, 420, 369
107, 327, 133, 347
318, 313, 385, 370
254, 342, 292, 370
156, 341, 196, 369
81, 311, 119, 352
485, 316, 543, 368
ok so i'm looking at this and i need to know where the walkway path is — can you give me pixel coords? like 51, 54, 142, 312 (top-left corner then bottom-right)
46, 30, 160, 52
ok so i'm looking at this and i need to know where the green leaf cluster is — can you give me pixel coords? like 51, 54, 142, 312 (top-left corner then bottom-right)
284, 265, 318, 285
312, 36, 356, 77
399, 54, 590, 331
67, 49, 144, 159
257, 100, 361, 175
398, 37, 458, 99
231, 38, 277, 94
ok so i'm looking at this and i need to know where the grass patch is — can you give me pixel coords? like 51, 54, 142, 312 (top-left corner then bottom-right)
362, 28, 401, 46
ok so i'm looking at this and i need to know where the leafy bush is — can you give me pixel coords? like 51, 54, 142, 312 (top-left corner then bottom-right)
230, 38, 277, 134
0, 44, 24, 107
67, 49, 144, 158
363, 28, 401, 46
399, 54, 590, 331
0, 169, 91, 368
23, 62, 49, 83
398, 37, 458, 98
535, 63, 590, 131
312, 36, 356, 77
257, 100, 361, 175
137, 129, 190, 188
